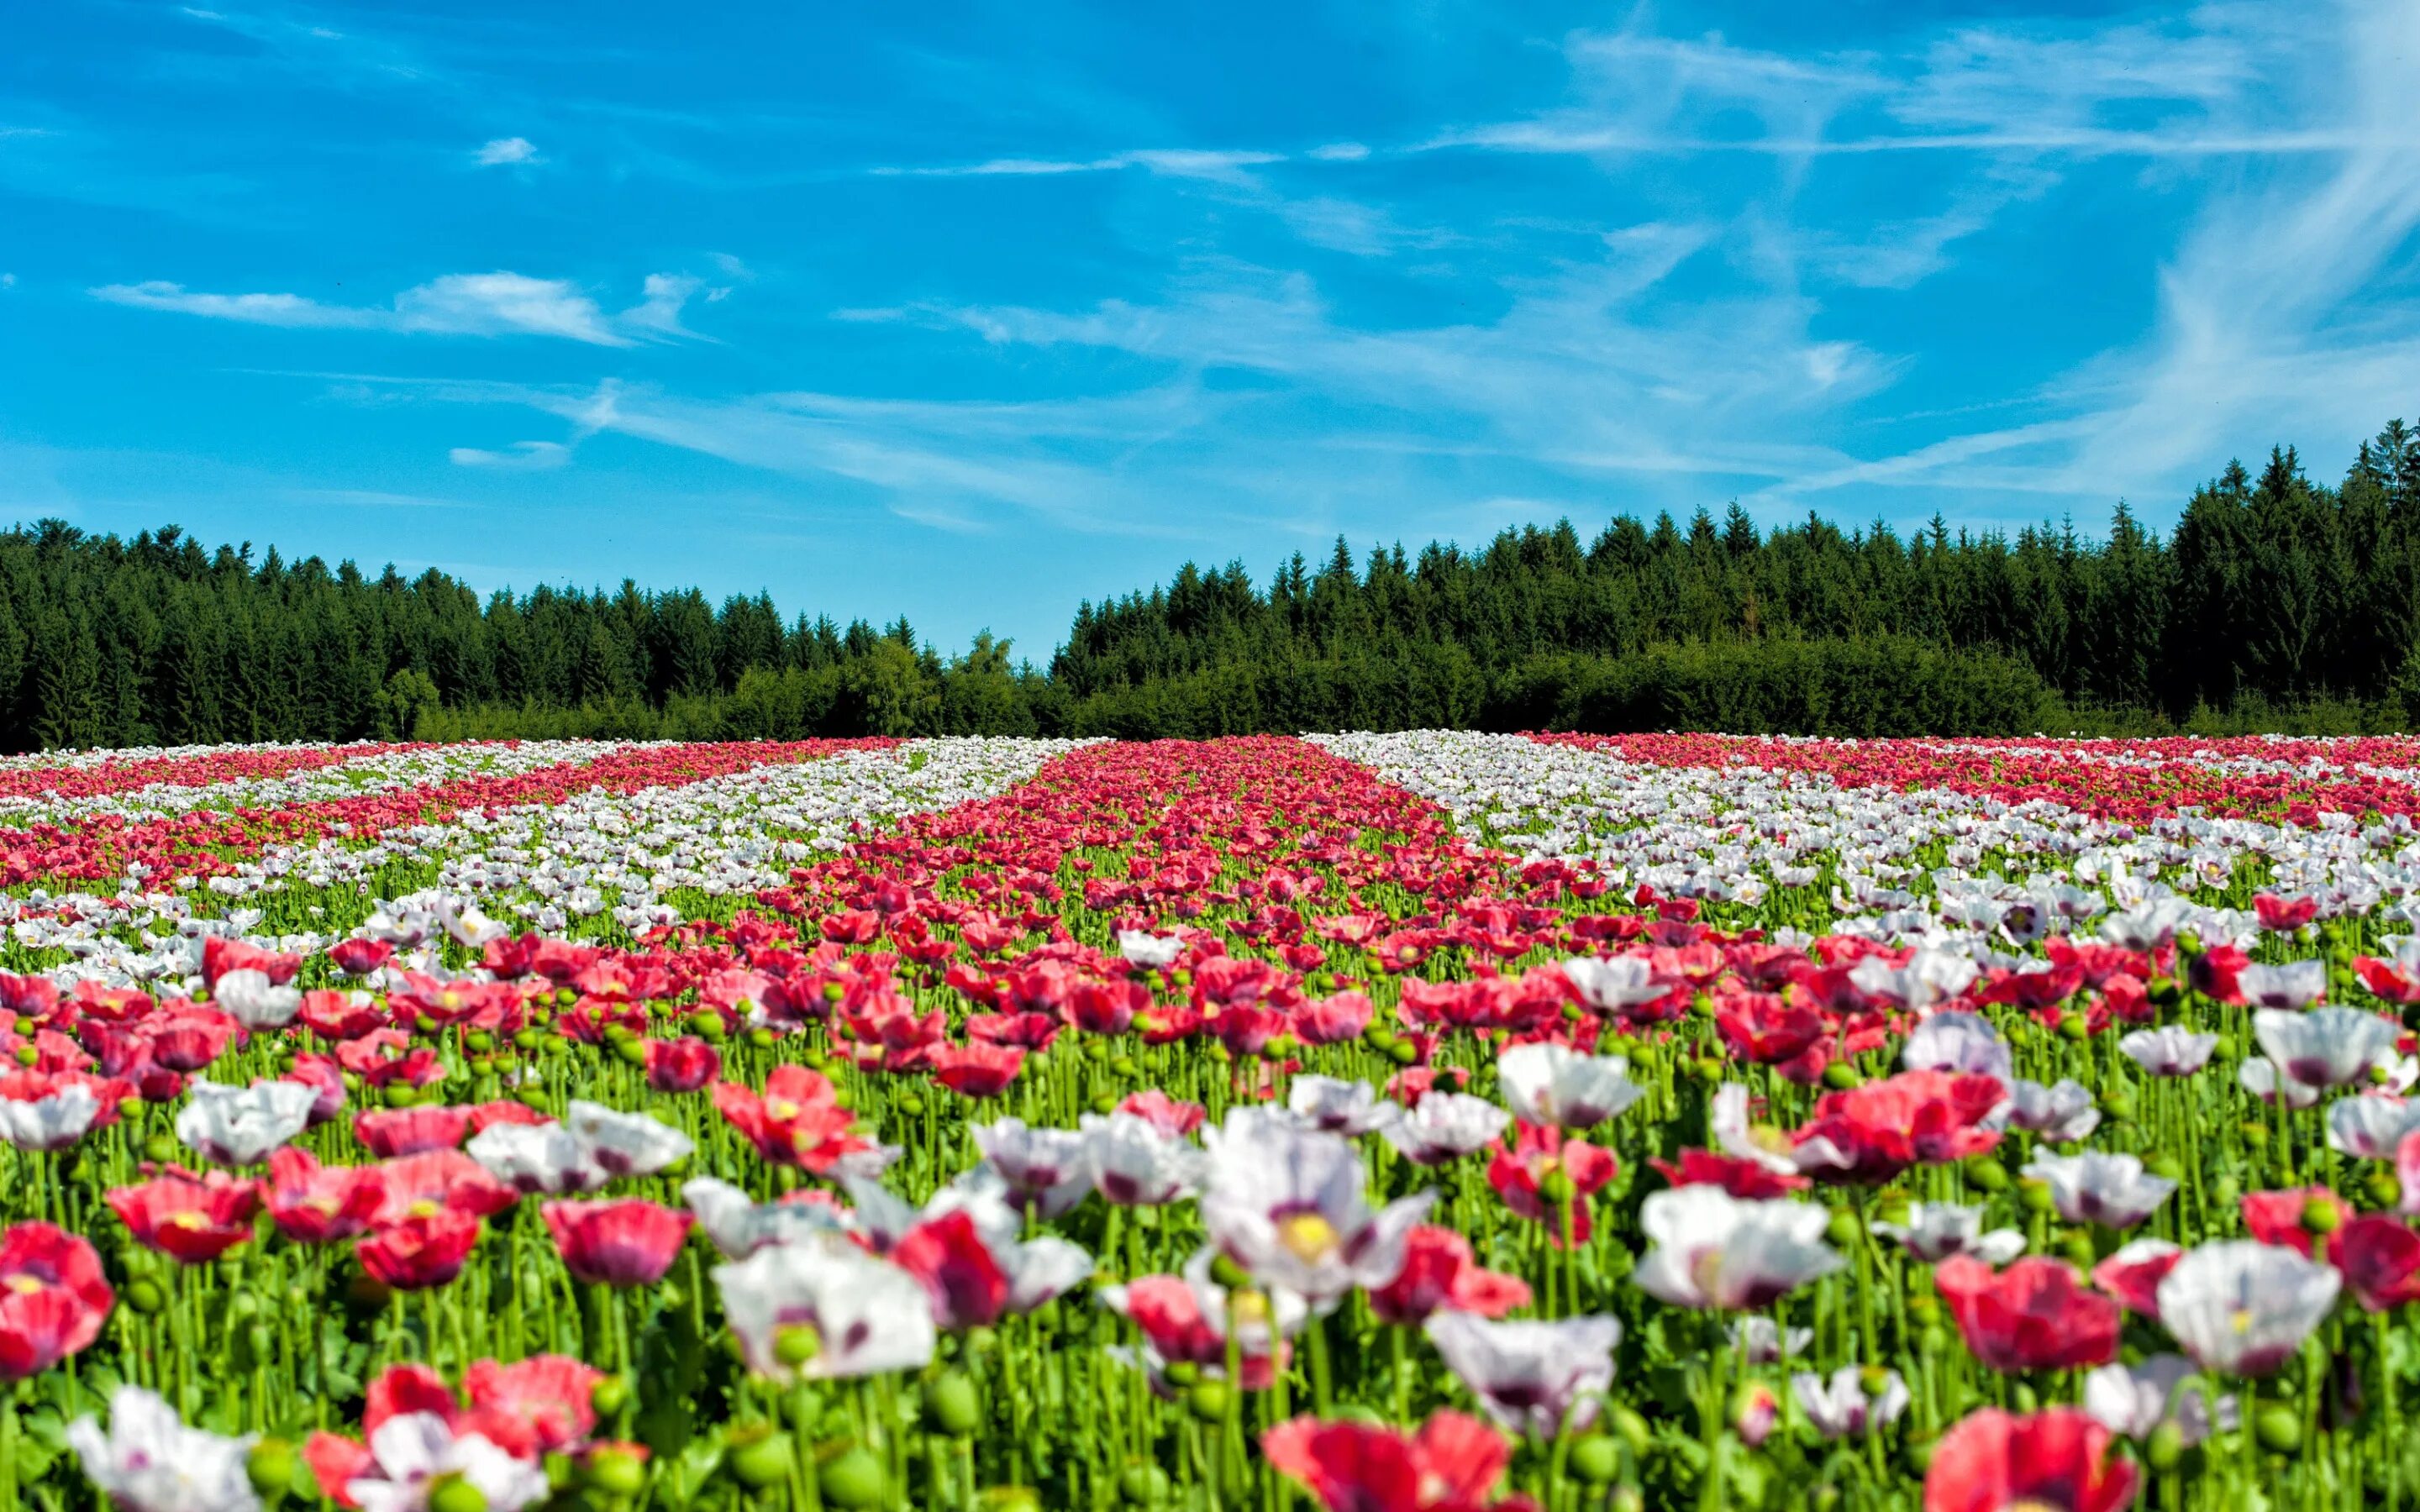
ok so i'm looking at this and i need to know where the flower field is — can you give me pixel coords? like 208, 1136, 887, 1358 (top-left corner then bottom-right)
7, 732, 2420, 1511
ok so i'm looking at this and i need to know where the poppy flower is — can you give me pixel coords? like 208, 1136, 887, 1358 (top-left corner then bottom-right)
1201, 1116, 1433, 1304
0, 1222, 112, 1379
1632, 1187, 1844, 1310
266, 1147, 386, 1245
2155, 1241, 2340, 1375
1262, 1410, 1533, 1512
643, 1036, 720, 1093
1368, 1226, 1531, 1327
930, 1042, 1025, 1098
1486, 1121, 1618, 1247
1923, 1408, 2138, 1512
1423, 1312, 1620, 1439
108, 1172, 261, 1263
712, 1065, 871, 1173
371, 1150, 518, 1225
1933, 1257, 2119, 1373
353, 1105, 471, 1158
462, 1354, 604, 1455
1097, 1259, 1300, 1393
2331, 1214, 2420, 1311
542, 1199, 691, 1287
892, 1209, 1012, 1329
358, 1210, 483, 1290
1791, 1070, 2005, 1184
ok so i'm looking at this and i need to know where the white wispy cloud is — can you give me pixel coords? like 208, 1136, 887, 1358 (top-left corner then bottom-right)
474, 136, 540, 166
875, 147, 1282, 184
449, 439, 570, 470
91, 270, 713, 345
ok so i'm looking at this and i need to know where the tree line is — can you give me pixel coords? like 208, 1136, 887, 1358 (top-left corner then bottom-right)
7, 417, 2420, 750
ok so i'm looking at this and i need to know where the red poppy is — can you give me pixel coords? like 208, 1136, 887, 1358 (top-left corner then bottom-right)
1923, 1408, 2139, 1512
463, 1354, 604, 1454
2089, 1243, 2181, 1318
203, 935, 302, 987
266, 1147, 386, 1245
892, 1210, 1011, 1330
1714, 991, 1824, 1064
326, 937, 396, 977
2333, 1214, 2420, 1311
931, 1042, 1025, 1098
643, 1036, 722, 1093
1116, 1089, 1206, 1137
300, 990, 388, 1042
281, 1053, 347, 1124
1649, 1148, 1811, 1199
1486, 1121, 1618, 1247
353, 1105, 470, 1158
1066, 979, 1146, 1036
466, 1100, 552, 1133
1368, 1226, 1532, 1327
1109, 1273, 1284, 1390
541, 1200, 691, 1288
108, 1171, 261, 1263
1263, 1410, 1534, 1512
1933, 1257, 2119, 1373
2254, 893, 2318, 933
1293, 993, 1374, 1047
371, 1151, 517, 1225
965, 1012, 1060, 1051
145, 1007, 241, 1074
712, 1065, 870, 1173
358, 1210, 482, 1290
0, 1222, 112, 1380
2239, 1186, 2341, 1258
1791, 1070, 2005, 1184
2186, 943, 2248, 1004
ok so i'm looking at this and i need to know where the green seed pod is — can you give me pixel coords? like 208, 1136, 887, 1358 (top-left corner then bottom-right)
1965, 1159, 2010, 1192
2145, 1421, 2186, 1473
2018, 1179, 2055, 1214
725, 1430, 792, 1490
2144, 1154, 2185, 1183
1610, 1406, 1652, 1459
1109, 1056, 1140, 1078
1185, 1378, 1233, 1423
2365, 1170, 2402, 1210
1539, 1168, 1578, 1204
818, 1446, 884, 1509
2100, 1090, 2137, 1121
2254, 1404, 2302, 1455
928, 1369, 982, 1437
2302, 1197, 2344, 1235
1387, 1039, 1419, 1065
585, 1447, 647, 1497
1089, 1093, 1118, 1116
1823, 1209, 1861, 1248
1569, 1436, 1620, 1485
245, 1438, 297, 1497
613, 1037, 647, 1067
592, 1375, 634, 1417
1821, 1062, 1862, 1090
428, 1473, 489, 1512
1117, 1463, 1172, 1506
141, 1133, 179, 1166
897, 1093, 926, 1117
2058, 1011, 2090, 1041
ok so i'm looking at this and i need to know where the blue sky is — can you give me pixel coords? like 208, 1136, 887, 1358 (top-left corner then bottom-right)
6, 2, 2420, 659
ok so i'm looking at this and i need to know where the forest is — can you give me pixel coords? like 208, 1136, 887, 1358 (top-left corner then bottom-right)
6, 417, 2420, 748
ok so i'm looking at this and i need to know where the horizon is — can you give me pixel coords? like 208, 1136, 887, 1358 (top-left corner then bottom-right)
7, 2, 2419, 656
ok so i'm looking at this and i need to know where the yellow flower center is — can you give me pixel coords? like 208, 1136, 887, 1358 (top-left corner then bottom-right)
1276, 1213, 1339, 1265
